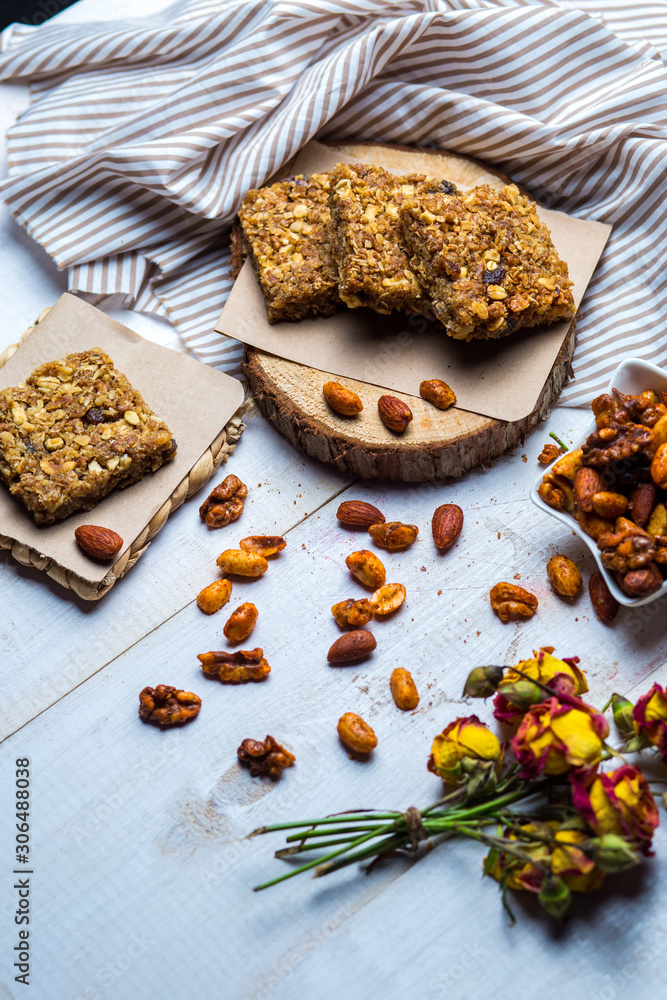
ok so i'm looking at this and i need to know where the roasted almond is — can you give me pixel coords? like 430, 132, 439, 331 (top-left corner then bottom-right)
546, 554, 582, 599
573, 467, 604, 513
336, 500, 385, 528
589, 571, 619, 622
327, 629, 377, 665
629, 482, 658, 528
323, 381, 363, 417
378, 395, 412, 433
432, 504, 464, 550
419, 379, 456, 410
74, 524, 123, 561
622, 564, 663, 597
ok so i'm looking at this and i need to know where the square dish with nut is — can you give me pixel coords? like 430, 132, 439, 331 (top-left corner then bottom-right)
530, 357, 667, 607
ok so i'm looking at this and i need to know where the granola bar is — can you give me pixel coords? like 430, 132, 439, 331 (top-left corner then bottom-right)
0, 348, 176, 524
399, 183, 575, 340
328, 162, 456, 315
238, 173, 339, 323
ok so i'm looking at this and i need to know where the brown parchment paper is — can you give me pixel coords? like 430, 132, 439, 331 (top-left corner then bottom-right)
0, 294, 244, 585
216, 141, 611, 424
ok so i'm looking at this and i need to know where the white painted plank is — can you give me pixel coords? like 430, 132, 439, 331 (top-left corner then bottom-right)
2, 403, 667, 999
0, 407, 351, 738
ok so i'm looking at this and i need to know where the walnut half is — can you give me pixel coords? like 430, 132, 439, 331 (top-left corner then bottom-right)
237, 736, 295, 778
490, 582, 538, 623
138, 685, 202, 727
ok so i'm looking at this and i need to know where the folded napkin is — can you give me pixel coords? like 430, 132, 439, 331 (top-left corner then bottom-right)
0, 0, 666, 404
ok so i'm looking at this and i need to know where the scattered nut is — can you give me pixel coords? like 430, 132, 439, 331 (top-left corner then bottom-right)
346, 549, 386, 589
197, 648, 270, 683
331, 598, 375, 629
337, 712, 377, 754
573, 467, 604, 513
538, 477, 575, 512
368, 521, 419, 550
239, 535, 286, 556
327, 630, 377, 665
419, 379, 456, 410
378, 395, 413, 433
550, 449, 583, 481
538, 442, 564, 464
389, 668, 419, 711
591, 491, 629, 519
648, 503, 667, 536
574, 509, 615, 540
622, 563, 664, 597
138, 685, 201, 727
223, 602, 258, 643
371, 582, 406, 616
336, 500, 386, 528
651, 443, 667, 489
197, 578, 233, 615
237, 736, 295, 779
74, 524, 123, 561
432, 504, 464, 550
199, 474, 247, 529
546, 554, 582, 598
589, 571, 619, 622
490, 582, 538, 623
323, 381, 363, 416
629, 482, 658, 527
216, 549, 268, 577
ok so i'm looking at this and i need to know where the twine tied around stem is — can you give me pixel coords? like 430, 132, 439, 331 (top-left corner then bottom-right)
403, 807, 427, 849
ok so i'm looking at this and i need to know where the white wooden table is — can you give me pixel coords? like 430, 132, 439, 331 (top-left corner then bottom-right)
1, 3, 666, 998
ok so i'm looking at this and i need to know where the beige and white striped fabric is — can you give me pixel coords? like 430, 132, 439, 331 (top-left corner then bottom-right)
0, 0, 666, 403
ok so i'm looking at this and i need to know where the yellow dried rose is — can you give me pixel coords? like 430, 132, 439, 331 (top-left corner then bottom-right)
427, 716, 503, 785
511, 698, 609, 777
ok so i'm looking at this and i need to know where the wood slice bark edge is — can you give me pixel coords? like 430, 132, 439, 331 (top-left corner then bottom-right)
244, 317, 575, 482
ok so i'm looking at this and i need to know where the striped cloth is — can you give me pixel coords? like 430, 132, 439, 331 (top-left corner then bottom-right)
0, 0, 666, 404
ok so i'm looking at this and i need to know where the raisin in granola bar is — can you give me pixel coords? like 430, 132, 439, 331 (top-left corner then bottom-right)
328, 162, 456, 316
238, 173, 339, 323
0, 348, 176, 524
400, 183, 575, 340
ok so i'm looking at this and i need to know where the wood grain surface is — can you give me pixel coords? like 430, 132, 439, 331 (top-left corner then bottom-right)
244, 142, 577, 481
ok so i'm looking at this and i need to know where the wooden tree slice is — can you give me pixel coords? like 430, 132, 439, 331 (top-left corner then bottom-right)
244, 320, 574, 481
240, 140, 576, 482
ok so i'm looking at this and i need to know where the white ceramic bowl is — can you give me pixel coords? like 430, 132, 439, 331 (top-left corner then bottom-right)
530, 357, 667, 607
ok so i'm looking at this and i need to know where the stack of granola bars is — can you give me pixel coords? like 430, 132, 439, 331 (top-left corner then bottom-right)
238, 161, 575, 342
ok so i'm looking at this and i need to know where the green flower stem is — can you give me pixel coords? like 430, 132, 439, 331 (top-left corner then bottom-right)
285, 824, 386, 842
549, 431, 569, 451
450, 824, 543, 867
276, 836, 362, 856
249, 812, 401, 836
315, 833, 408, 876
253, 820, 399, 891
